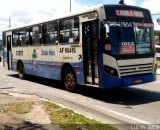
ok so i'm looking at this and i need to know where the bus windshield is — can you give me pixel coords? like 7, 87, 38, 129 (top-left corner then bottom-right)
104, 21, 154, 55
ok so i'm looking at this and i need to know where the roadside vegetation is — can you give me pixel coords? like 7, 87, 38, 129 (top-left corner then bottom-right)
0, 102, 33, 114
154, 30, 160, 68
42, 101, 117, 130
0, 100, 117, 130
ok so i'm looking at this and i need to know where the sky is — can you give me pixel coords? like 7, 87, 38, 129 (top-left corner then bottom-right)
0, 0, 160, 36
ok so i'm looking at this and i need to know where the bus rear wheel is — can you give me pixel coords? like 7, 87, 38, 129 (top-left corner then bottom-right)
63, 67, 77, 92
18, 62, 25, 79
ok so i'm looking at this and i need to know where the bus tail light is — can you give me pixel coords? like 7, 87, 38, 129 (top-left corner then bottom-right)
104, 65, 118, 77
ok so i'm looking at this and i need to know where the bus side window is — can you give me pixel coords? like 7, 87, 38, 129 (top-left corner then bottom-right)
42, 24, 46, 44
32, 25, 41, 46
17, 38, 21, 46
59, 18, 79, 44
59, 34, 64, 43
45, 22, 58, 45
29, 27, 33, 45
12, 30, 18, 47
19, 28, 28, 46
16, 31, 21, 46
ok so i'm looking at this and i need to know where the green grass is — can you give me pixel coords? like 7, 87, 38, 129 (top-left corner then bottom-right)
42, 101, 117, 130
0, 102, 33, 114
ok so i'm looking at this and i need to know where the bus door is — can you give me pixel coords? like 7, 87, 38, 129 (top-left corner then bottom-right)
6, 34, 12, 70
82, 20, 99, 85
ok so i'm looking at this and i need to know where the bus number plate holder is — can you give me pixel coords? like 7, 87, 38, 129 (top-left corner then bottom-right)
133, 78, 143, 84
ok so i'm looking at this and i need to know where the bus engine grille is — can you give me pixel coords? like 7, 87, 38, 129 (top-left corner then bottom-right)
119, 63, 153, 77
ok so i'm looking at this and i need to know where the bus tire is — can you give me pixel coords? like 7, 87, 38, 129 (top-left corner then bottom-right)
18, 62, 25, 79
63, 67, 77, 92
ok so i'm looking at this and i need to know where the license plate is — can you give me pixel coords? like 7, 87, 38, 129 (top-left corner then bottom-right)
134, 78, 143, 84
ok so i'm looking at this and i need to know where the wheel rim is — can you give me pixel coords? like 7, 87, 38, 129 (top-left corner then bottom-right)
64, 73, 76, 91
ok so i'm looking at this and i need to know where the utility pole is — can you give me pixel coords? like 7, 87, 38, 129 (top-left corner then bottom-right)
70, 0, 71, 12
152, 13, 160, 15
9, 15, 14, 28
9, 17, 11, 28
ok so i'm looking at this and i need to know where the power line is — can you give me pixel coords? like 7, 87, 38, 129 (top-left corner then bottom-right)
152, 13, 160, 15
151, 13, 160, 26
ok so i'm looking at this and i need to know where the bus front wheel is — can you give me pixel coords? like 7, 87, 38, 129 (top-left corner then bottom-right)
63, 67, 77, 92
18, 62, 25, 79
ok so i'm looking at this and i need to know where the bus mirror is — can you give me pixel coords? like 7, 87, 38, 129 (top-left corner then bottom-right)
105, 24, 109, 33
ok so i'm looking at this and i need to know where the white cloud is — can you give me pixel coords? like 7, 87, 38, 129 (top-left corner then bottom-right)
125, 0, 136, 5
0, 0, 88, 30
140, 0, 160, 30
140, 0, 160, 14
0, 0, 160, 33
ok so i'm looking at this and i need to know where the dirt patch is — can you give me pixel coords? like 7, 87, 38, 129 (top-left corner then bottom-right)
23, 102, 51, 124
0, 92, 60, 130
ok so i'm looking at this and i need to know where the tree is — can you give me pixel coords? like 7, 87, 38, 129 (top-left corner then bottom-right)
32, 49, 37, 60
154, 30, 160, 36
154, 30, 160, 45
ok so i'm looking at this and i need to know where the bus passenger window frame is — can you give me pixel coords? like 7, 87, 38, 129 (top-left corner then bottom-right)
32, 25, 42, 46
42, 21, 58, 45
19, 28, 29, 47
12, 30, 19, 47
29, 27, 33, 45
59, 17, 79, 44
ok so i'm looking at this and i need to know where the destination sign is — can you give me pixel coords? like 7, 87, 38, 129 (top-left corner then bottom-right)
104, 5, 152, 22
116, 10, 144, 18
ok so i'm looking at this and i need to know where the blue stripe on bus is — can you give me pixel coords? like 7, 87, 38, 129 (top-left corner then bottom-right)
2, 51, 7, 62
12, 59, 84, 85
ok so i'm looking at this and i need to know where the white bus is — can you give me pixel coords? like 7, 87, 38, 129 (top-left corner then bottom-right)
2, 4, 156, 92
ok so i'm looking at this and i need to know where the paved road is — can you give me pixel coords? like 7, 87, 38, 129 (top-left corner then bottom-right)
0, 63, 160, 129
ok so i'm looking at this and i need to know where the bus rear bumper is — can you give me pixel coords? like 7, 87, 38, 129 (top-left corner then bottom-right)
121, 73, 156, 87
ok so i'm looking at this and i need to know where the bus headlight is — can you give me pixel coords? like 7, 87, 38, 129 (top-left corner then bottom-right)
104, 65, 118, 77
